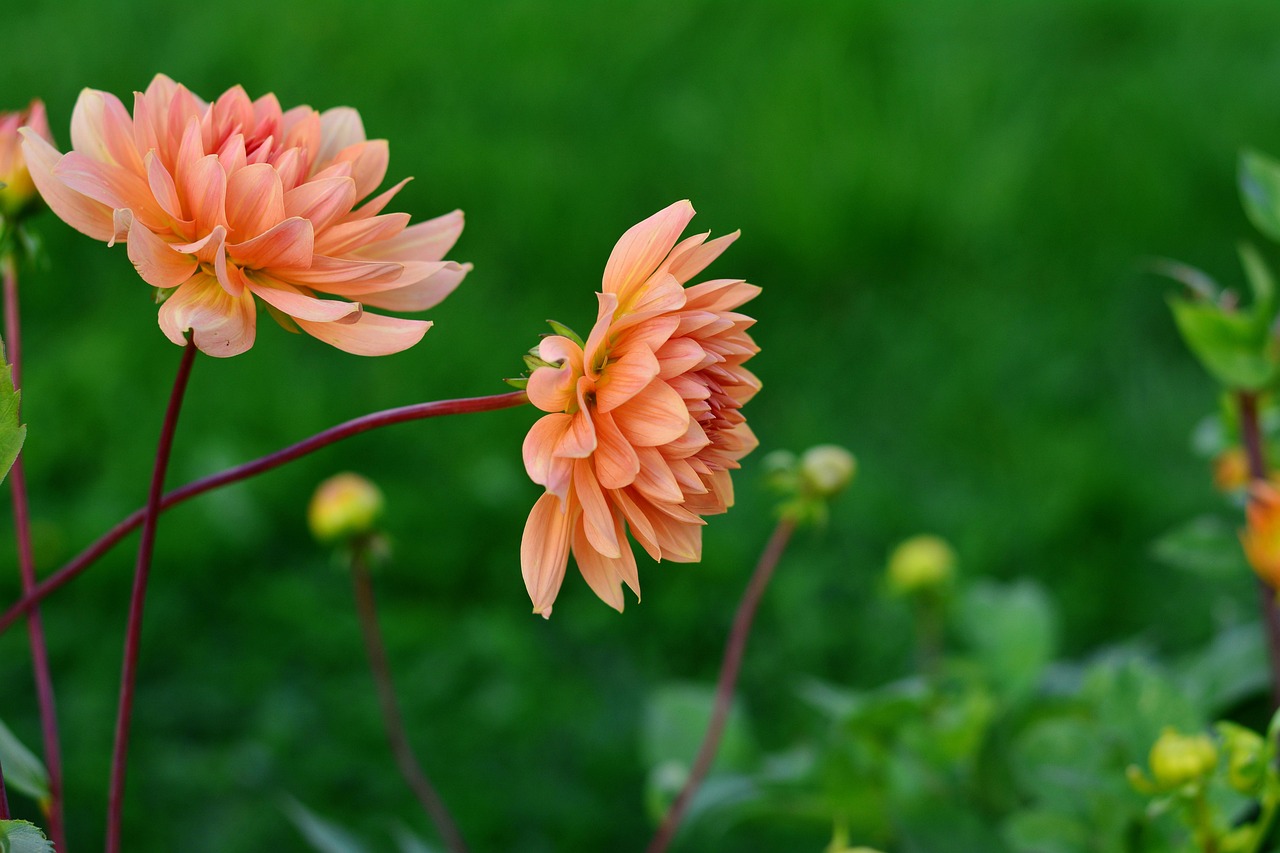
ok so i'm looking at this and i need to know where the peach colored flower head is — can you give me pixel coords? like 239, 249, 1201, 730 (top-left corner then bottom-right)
0, 99, 50, 219
1243, 482, 1280, 587
520, 200, 760, 616
21, 75, 468, 357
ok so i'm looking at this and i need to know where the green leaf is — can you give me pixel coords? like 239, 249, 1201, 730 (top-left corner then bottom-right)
0, 821, 54, 853
1177, 622, 1269, 715
1241, 149, 1280, 242
0, 719, 49, 806
955, 580, 1057, 699
1167, 294, 1276, 390
1239, 241, 1277, 321
281, 797, 369, 853
0, 337, 24, 485
1150, 515, 1250, 579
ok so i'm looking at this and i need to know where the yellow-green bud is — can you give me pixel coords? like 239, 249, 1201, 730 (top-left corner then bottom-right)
799, 444, 857, 497
1148, 727, 1218, 788
1218, 722, 1267, 795
886, 535, 956, 595
308, 472, 385, 544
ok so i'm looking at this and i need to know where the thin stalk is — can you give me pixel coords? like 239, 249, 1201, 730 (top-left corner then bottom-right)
645, 516, 797, 853
1238, 391, 1280, 710
350, 546, 469, 853
3, 254, 66, 850
0, 391, 529, 635
0, 753, 9, 820
104, 338, 197, 853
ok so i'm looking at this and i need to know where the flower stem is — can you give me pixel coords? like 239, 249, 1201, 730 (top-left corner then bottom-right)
350, 545, 470, 853
1238, 391, 1280, 710
645, 515, 797, 853
105, 338, 197, 853
0, 753, 10, 820
3, 254, 66, 850
0, 391, 529, 635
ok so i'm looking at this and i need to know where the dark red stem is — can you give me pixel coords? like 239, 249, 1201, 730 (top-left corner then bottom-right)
645, 516, 797, 853
0, 753, 9, 820
1238, 391, 1280, 710
351, 549, 470, 853
3, 254, 66, 850
105, 338, 197, 853
0, 391, 529, 635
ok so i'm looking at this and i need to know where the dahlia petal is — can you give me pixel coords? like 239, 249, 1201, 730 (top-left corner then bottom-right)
656, 337, 711, 379
173, 117, 207, 197
613, 488, 661, 561
632, 445, 684, 505
650, 512, 703, 563
158, 273, 257, 357
185, 154, 227, 236
284, 176, 357, 233
20, 130, 114, 240
682, 279, 762, 313
332, 139, 389, 200
527, 363, 577, 414
247, 278, 361, 322
555, 384, 597, 458
168, 93, 205, 169
285, 255, 403, 288
351, 210, 464, 263
229, 216, 314, 271
316, 107, 367, 168
574, 459, 620, 559
668, 230, 739, 284
583, 292, 620, 374
592, 409, 641, 490
522, 492, 574, 618
225, 162, 286, 240
293, 311, 429, 356
614, 315, 679, 356
596, 345, 660, 413
360, 262, 470, 312
121, 209, 197, 287
537, 335, 585, 372
52, 151, 149, 213
349, 177, 411, 220
603, 200, 695, 299
612, 379, 690, 447
216, 133, 248, 178
669, 457, 709, 495
70, 88, 142, 173
523, 413, 573, 485
572, 520, 629, 612
144, 153, 188, 229
313, 212, 409, 256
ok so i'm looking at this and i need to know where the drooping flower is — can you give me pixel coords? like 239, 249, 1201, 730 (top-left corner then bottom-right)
0, 99, 50, 220
520, 200, 760, 616
21, 75, 468, 357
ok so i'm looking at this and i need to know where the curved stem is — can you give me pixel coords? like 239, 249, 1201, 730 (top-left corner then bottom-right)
351, 547, 470, 853
105, 338, 197, 853
0, 391, 529, 635
3, 254, 66, 850
1238, 391, 1280, 710
645, 516, 797, 853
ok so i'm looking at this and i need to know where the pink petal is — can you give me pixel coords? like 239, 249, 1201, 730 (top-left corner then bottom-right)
523, 413, 573, 486
315, 107, 367, 168
359, 262, 469, 312
228, 216, 314, 271
592, 409, 640, 490
145, 153, 189, 231
682, 279, 762, 313
70, 88, 142, 174
246, 278, 360, 322
667, 230, 739, 284
284, 176, 358, 233
582, 292, 619, 375
527, 362, 577, 414
656, 337, 711, 379
313, 212, 409, 256
522, 492, 574, 618
596, 344, 660, 413
121, 209, 198, 288
285, 255, 403, 289
20, 130, 114, 240
52, 151, 151, 215
553, 379, 597, 458
348, 176, 411, 220
293, 311, 429, 356
612, 379, 690, 447
603, 200, 695, 299
225, 162, 285, 240
331, 139, 389, 200
184, 154, 228, 237
158, 272, 257, 357
351, 210, 464, 263
574, 459, 620, 559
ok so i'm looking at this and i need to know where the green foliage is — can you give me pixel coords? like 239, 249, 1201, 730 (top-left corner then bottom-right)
0, 337, 24, 486
0, 720, 48, 809
1241, 149, 1280, 243
282, 797, 368, 853
0, 821, 54, 853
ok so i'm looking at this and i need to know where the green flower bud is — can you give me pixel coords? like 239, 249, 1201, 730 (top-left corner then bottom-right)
308, 472, 384, 545
887, 535, 956, 595
799, 444, 856, 497
1148, 727, 1218, 788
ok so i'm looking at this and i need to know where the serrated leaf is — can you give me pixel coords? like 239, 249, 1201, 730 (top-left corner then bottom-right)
1241, 149, 1280, 242
1167, 294, 1276, 390
0, 337, 25, 485
282, 797, 369, 853
0, 820, 54, 853
0, 719, 48, 805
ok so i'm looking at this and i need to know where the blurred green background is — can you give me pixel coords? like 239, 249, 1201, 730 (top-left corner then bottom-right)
0, 0, 1275, 849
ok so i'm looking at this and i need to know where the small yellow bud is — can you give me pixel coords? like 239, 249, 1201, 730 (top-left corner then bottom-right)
307, 472, 385, 544
799, 444, 857, 497
1148, 727, 1218, 788
0, 100, 51, 220
886, 534, 955, 595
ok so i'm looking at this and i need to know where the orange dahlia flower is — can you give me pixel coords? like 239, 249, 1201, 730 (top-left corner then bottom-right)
0, 99, 50, 218
520, 200, 760, 616
21, 75, 468, 356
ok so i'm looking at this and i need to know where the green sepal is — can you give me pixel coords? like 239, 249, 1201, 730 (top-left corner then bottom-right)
1167, 293, 1278, 390
545, 319, 584, 348
0, 719, 48, 806
503, 376, 529, 390
265, 302, 302, 334
0, 820, 54, 853
1241, 148, 1280, 242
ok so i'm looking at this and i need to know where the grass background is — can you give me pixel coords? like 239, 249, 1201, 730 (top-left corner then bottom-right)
1, 0, 1276, 849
